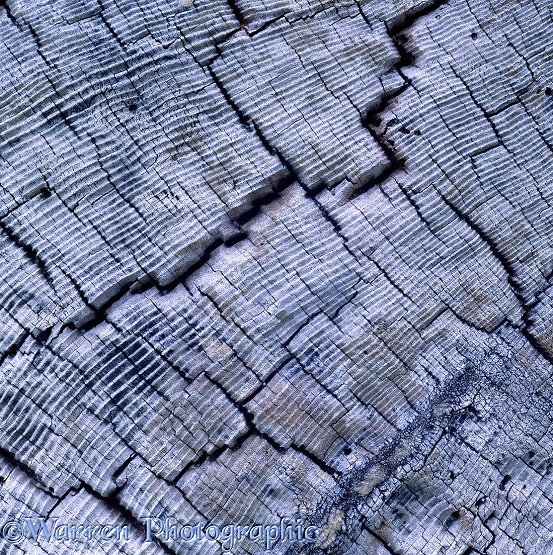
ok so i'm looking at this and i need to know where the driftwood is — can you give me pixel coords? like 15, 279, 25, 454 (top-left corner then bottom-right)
0, 0, 551, 553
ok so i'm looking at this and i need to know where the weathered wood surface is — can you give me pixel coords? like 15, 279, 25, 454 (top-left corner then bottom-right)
0, 0, 551, 553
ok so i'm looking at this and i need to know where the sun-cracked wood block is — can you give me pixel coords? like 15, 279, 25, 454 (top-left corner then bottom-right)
177, 435, 337, 525
114, 437, 337, 554
1, 0, 553, 553
0, 453, 167, 555
234, 0, 439, 34
211, 8, 397, 188
375, 0, 553, 308
245, 360, 389, 471
356, 322, 553, 555
0, 324, 250, 494
0, 0, 286, 331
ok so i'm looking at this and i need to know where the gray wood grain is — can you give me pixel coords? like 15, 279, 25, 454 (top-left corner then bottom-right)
0, 0, 551, 553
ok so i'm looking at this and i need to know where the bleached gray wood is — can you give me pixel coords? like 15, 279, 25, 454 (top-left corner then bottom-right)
0, 0, 551, 553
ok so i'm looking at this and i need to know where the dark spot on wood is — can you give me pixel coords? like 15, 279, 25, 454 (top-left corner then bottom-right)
444, 510, 461, 528
499, 474, 511, 490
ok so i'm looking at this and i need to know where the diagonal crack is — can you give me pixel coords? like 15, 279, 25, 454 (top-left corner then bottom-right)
349, 0, 449, 200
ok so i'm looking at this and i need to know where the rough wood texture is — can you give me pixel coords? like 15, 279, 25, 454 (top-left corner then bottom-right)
0, 0, 551, 553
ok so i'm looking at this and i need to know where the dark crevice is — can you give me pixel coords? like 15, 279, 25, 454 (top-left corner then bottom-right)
353, 96, 408, 198
206, 63, 250, 129
74, 279, 145, 332
0, 447, 183, 555
235, 173, 295, 226
206, 61, 301, 183
77, 238, 222, 332
81, 484, 180, 555
303, 191, 358, 261
289, 442, 341, 477
171, 442, 231, 487
431, 183, 523, 304
111, 453, 136, 485
0, 446, 55, 496
157, 238, 224, 295
348, 3, 451, 200
173, 372, 252, 476
22, 17, 52, 67
284, 1, 494, 549
3, 0, 447, 350
363, 525, 402, 555
1, 0, 19, 28
204, 372, 341, 478
96, 0, 126, 50
429, 177, 553, 363
0, 330, 30, 368
386, 0, 449, 37
251, 120, 299, 179
247, 15, 285, 37
224, 231, 247, 247
0, 2, 518, 554
0, 218, 57, 290
349, 161, 405, 200
225, 0, 247, 26
239, 355, 294, 406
